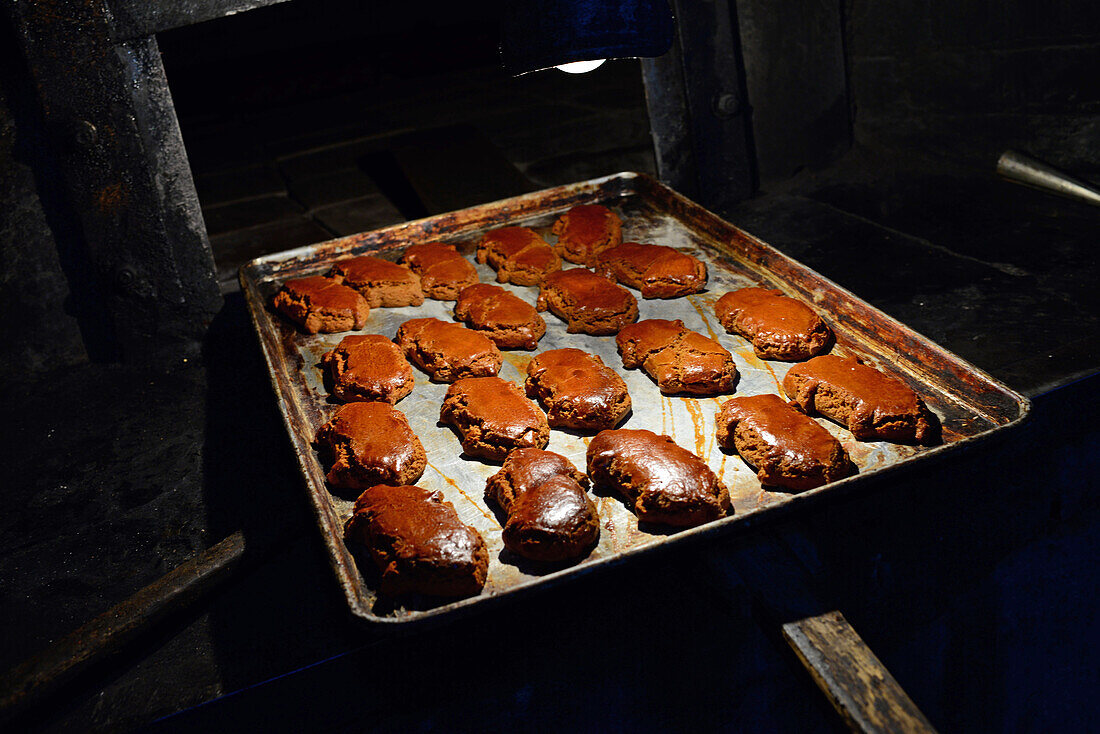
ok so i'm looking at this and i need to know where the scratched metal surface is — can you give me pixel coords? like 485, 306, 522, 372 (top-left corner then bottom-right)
240, 172, 1029, 624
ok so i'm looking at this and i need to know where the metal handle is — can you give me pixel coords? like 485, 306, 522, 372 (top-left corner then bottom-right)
694, 531, 938, 733
996, 150, 1100, 207
0, 531, 247, 723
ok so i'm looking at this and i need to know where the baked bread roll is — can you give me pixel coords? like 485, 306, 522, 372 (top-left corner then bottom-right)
476, 226, 562, 286
714, 287, 831, 361
616, 319, 737, 396
715, 393, 851, 491
395, 317, 502, 382
550, 204, 622, 265
344, 484, 488, 597
536, 268, 639, 336
524, 348, 631, 432
316, 402, 426, 490
273, 276, 369, 333
485, 448, 599, 562
592, 242, 707, 299
440, 377, 550, 460
321, 334, 414, 404
453, 283, 546, 350
783, 355, 938, 444
586, 429, 730, 526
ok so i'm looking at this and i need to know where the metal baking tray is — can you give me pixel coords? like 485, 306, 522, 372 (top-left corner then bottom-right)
240, 172, 1029, 625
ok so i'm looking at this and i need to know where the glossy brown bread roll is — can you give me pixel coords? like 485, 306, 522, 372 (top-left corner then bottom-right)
783, 355, 938, 444
586, 429, 730, 526
715, 393, 851, 491
329, 255, 424, 308
592, 242, 708, 299
485, 449, 599, 562
550, 204, 622, 265
321, 334, 414, 404
440, 377, 550, 460
453, 284, 546, 350
400, 242, 479, 300
524, 348, 631, 432
616, 319, 737, 396
344, 484, 488, 597
273, 276, 369, 333
315, 402, 426, 490
714, 287, 831, 361
536, 268, 639, 336
395, 317, 502, 382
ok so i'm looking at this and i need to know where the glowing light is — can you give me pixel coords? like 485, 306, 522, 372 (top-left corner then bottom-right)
555, 59, 606, 74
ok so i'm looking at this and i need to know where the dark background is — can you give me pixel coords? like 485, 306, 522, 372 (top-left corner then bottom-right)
1, 1, 1098, 730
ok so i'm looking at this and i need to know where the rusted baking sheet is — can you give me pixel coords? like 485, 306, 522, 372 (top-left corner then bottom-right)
240, 172, 1029, 625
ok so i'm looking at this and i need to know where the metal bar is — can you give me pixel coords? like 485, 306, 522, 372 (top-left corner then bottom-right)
8, 0, 223, 363
641, 0, 755, 214
996, 150, 1100, 208
0, 531, 247, 723
695, 531, 938, 733
110, 0, 292, 41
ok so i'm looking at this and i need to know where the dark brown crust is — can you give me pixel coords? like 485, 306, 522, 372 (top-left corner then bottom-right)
714, 287, 831, 361
715, 394, 851, 491
549, 204, 622, 265
536, 268, 639, 336
394, 317, 502, 383
400, 242, 479, 301
273, 276, 370, 333
453, 284, 546, 350
439, 377, 550, 461
615, 319, 737, 396
476, 227, 562, 286
592, 242, 707, 299
344, 484, 488, 597
586, 429, 730, 527
315, 402, 426, 490
782, 355, 939, 444
524, 348, 631, 432
485, 448, 598, 562
321, 334, 414, 404
329, 256, 424, 308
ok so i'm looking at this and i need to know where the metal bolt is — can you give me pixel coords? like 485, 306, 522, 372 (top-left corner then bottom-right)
712, 92, 741, 119
74, 120, 98, 149
115, 265, 136, 292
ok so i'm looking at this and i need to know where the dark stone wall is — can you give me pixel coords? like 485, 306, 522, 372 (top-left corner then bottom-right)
845, 0, 1100, 171
0, 17, 94, 384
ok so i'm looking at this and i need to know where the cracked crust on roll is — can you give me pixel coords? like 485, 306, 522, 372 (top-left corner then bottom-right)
344, 484, 488, 597
273, 276, 370, 333
453, 284, 546, 350
616, 319, 737, 396
592, 242, 707, 299
321, 334, 414, 404
394, 317, 502, 383
524, 348, 631, 432
715, 394, 851, 491
536, 268, 638, 336
549, 204, 622, 265
439, 377, 550, 461
476, 226, 562, 286
586, 429, 730, 527
329, 255, 424, 308
714, 287, 831, 361
782, 355, 939, 444
315, 402, 426, 490
400, 242, 479, 301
